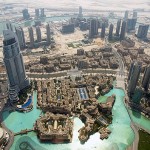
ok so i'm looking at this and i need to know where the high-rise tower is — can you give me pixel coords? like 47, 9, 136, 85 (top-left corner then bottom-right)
46, 24, 51, 44
137, 25, 149, 39
126, 18, 137, 32
128, 62, 141, 96
89, 19, 98, 38
101, 22, 106, 38
124, 10, 129, 20
40, 8, 45, 18
128, 61, 135, 81
6, 21, 13, 31
15, 26, 26, 49
3, 30, 29, 102
120, 21, 126, 41
22, 9, 30, 20
78, 6, 83, 18
133, 11, 137, 19
28, 27, 34, 48
35, 9, 40, 18
108, 24, 114, 40
142, 65, 150, 91
116, 19, 121, 36
36, 26, 42, 42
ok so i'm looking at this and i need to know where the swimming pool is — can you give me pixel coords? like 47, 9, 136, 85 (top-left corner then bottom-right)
78, 88, 89, 100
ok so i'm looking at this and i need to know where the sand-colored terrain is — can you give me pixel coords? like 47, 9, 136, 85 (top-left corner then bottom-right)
0, 0, 149, 11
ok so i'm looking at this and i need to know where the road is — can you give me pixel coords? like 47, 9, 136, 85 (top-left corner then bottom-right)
105, 37, 125, 77
112, 45, 125, 76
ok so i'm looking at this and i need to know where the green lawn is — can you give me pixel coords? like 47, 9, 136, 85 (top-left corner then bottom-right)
138, 130, 150, 150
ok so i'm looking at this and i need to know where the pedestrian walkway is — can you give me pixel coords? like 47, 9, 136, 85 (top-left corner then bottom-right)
116, 74, 125, 90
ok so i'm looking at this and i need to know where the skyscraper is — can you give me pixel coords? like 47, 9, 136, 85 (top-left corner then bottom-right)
15, 26, 26, 49
137, 25, 149, 39
128, 62, 141, 96
35, 8, 45, 18
124, 10, 129, 20
120, 21, 126, 41
46, 24, 51, 44
22, 9, 30, 20
108, 24, 114, 40
126, 18, 137, 32
116, 19, 121, 36
128, 61, 135, 81
36, 26, 42, 42
78, 6, 83, 18
62, 23, 75, 33
133, 11, 137, 18
6, 21, 13, 31
79, 21, 88, 31
142, 65, 150, 91
101, 22, 106, 38
89, 19, 98, 38
35, 9, 40, 18
3, 30, 29, 102
28, 27, 34, 48
40, 8, 45, 18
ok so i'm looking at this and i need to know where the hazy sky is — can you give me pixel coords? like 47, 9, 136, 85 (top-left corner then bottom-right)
0, 0, 150, 10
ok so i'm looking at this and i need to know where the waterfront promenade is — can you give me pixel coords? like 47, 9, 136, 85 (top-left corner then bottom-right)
127, 122, 139, 150
115, 74, 139, 150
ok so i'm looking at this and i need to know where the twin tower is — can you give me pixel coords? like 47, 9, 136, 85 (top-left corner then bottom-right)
3, 30, 30, 102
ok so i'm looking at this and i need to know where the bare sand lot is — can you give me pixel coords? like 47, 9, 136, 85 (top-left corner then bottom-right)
0, 0, 150, 11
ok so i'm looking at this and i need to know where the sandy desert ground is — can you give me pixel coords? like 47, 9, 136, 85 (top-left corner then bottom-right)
0, 0, 149, 11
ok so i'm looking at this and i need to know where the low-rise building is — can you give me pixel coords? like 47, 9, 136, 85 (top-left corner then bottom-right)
121, 38, 135, 48
40, 56, 49, 65
52, 59, 59, 67
35, 112, 73, 143
100, 45, 112, 52
139, 54, 150, 64
109, 57, 119, 69
60, 57, 69, 64
117, 47, 129, 56
30, 65, 43, 73
90, 60, 99, 68
44, 64, 55, 73
85, 51, 93, 58
103, 52, 114, 58
59, 64, 71, 70
124, 55, 132, 69
129, 50, 138, 59
99, 59, 109, 68
78, 59, 89, 69
77, 49, 85, 55
0, 127, 9, 149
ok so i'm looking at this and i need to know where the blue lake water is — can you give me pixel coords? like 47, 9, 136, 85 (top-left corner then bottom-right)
2, 88, 136, 150
2, 91, 41, 133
